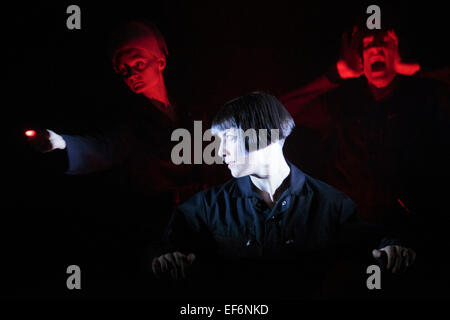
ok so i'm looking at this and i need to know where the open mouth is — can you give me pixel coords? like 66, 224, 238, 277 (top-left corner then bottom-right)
370, 60, 386, 72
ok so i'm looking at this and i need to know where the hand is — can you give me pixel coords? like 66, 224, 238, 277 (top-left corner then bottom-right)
336, 27, 365, 79
382, 29, 420, 76
152, 252, 196, 280
26, 129, 66, 153
372, 245, 416, 274
337, 28, 420, 79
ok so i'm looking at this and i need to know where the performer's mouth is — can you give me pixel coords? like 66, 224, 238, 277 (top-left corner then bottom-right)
369, 55, 386, 72
371, 60, 386, 72
133, 82, 145, 89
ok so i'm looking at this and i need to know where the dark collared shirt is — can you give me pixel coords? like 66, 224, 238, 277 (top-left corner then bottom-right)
164, 161, 396, 298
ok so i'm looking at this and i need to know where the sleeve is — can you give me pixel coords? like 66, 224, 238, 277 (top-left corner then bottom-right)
279, 66, 341, 133
61, 125, 135, 175
336, 194, 401, 258
157, 191, 215, 259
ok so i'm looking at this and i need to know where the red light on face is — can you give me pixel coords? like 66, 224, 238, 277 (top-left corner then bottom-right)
25, 130, 36, 137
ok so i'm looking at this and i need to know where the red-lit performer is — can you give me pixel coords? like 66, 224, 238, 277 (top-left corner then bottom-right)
281, 23, 449, 298
282, 24, 449, 225
26, 20, 201, 207
25, 20, 203, 297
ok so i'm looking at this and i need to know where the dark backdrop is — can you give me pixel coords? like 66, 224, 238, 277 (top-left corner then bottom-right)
4, 0, 449, 299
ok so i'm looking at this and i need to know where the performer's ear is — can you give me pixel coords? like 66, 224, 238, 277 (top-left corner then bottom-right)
158, 56, 167, 71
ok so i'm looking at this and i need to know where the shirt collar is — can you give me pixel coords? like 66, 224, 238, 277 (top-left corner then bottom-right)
232, 160, 306, 198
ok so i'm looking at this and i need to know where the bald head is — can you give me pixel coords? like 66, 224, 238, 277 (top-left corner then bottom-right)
110, 21, 168, 97
110, 21, 168, 68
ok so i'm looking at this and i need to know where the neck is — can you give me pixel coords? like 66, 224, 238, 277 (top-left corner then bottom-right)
250, 153, 290, 203
368, 76, 397, 101
142, 78, 170, 110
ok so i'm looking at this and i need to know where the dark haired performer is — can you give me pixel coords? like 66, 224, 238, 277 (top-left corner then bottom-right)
152, 92, 416, 299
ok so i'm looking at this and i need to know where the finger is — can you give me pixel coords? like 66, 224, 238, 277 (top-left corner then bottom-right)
397, 248, 409, 273
158, 256, 169, 273
372, 249, 387, 270
354, 58, 363, 73
187, 253, 196, 265
393, 247, 403, 273
350, 27, 364, 51
173, 253, 186, 279
152, 258, 161, 278
405, 251, 411, 268
164, 254, 178, 280
400, 248, 409, 271
372, 249, 382, 259
382, 247, 393, 270
401, 248, 409, 267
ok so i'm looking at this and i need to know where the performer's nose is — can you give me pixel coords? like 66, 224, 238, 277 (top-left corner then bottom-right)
128, 73, 139, 83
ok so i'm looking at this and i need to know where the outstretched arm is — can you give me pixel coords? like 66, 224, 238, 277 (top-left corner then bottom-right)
280, 29, 365, 130
27, 125, 134, 175
62, 126, 134, 174
280, 70, 339, 130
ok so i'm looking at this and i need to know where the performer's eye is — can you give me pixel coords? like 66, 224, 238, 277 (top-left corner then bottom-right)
135, 61, 145, 69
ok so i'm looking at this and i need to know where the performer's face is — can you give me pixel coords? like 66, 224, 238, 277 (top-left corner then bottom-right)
362, 31, 397, 88
114, 47, 165, 94
217, 128, 268, 178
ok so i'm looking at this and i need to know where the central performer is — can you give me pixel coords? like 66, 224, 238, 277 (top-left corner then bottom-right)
152, 92, 416, 299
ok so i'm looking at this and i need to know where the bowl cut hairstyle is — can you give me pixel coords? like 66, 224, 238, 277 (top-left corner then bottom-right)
211, 92, 295, 153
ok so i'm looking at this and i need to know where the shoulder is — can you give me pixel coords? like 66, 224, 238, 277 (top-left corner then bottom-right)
198, 178, 239, 204
178, 178, 238, 210
303, 175, 359, 224
304, 174, 356, 207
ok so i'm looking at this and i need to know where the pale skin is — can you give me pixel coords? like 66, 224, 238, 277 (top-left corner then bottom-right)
153, 131, 417, 279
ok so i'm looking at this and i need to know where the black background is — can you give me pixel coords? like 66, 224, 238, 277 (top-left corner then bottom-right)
4, 0, 449, 300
